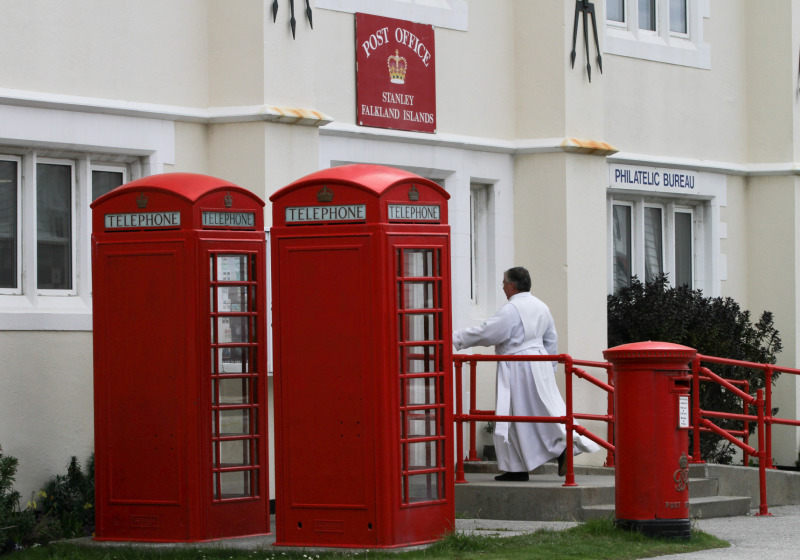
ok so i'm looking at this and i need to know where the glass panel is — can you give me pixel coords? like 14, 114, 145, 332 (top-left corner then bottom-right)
37, 163, 72, 290
669, 0, 687, 33
216, 254, 249, 281
638, 0, 656, 30
408, 473, 439, 503
0, 160, 17, 289
402, 249, 433, 277
613, 205, 632, 292
404, 314, 435, 342
607, 0, 624, 22
404, 410, 438, 438
219, 470, 251, 498
403, 282, 433, 309
91, 170, 124, 201
216, 409, 251, 435
217, 316, 251, 343
644, 207, 663, 282
219, 439, 251, 466
408, 441, 437, 469
404, 378, 437, 406
216, 285, 248, 312
217, 378, 251, 405
403, 345, 437, 373
675, 212, 693, 287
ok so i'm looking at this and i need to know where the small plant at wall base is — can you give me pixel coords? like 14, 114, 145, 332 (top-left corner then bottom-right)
0, 445, 34, 554
608, 274, 782, 464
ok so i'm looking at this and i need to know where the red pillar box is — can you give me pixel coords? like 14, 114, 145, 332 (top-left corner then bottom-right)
270, 164, 454, 548
91, 173, 270, 542
603, 342, 696, 539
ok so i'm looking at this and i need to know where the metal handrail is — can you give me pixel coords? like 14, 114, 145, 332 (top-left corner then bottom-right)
452, 353, 614, 487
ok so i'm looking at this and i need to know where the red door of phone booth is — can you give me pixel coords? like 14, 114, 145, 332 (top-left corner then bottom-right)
91, 173, 269, 542
270, 164, 454, 548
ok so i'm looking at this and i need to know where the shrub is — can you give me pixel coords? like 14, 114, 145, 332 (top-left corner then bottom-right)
608, 275, 782, 463
0, 445, 34, 554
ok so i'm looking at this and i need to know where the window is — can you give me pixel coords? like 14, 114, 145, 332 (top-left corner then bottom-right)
469, 183, 495, 308
0, 149, 130, 300
610, 198, 700, 292
605, 0, 710, 69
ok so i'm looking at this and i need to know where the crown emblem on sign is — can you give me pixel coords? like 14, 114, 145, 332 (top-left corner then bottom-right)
136, 192, 148, 209
408, 186, 420, 201
224, 192, 233, 207
679, 453, 688, 469
387, 49, 407, 84
317, 185, 334, 202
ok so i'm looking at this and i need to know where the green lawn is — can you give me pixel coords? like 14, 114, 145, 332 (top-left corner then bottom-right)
5, 518, 728, 560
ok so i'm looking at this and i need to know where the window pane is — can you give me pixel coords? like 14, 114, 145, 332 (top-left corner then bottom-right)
670, 0, 687, 33
639, 0, 656, 30
0, 160, 18, 289
613, 205, 632, 292
37, 163, 72, 290
92, 170, 124, 201
675, 212, 693, 286
607, 0, 625, 22
644, 207, 663, 282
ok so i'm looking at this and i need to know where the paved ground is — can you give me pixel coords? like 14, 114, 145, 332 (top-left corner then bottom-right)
459, 505, 800, 560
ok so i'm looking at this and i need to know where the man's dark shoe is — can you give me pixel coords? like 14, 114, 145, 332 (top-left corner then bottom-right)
557, 450, 567, 477
494, 471, 529, 482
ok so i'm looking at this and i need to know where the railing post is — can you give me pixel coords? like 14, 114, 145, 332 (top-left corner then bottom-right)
454, 358, 467, 484
467, 360, 478, 461
742, 379, 750, 467
765, 366, 774, 469
755, 389, 771, 516
690, 356, 704, 463
604, 366, 615, 468
562, 355, 577, 487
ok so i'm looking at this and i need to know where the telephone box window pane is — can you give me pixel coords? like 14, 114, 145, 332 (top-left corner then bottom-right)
402, 249, 433, 277
675, 211, 693, 287
0, 161, 17, 289
408, 473, 439, 503
216, 286, 248, 311
670, 0, 687, 33
613, 205, 631, 292
404, 378, 437, 406
91, 170, 124, 201
404, 409, 438, 437
216, 255, 249, 281
219, 439, 251, 466
644, 207, 663, 282
217, 378, 251, 405
37, 163, 72, 290
219, 471, 251, 498
403, 345, 437, 373
404, 282, 434, 309
407, 441, 437, 469
216, 409, 251, 435
639, 0, 656, 30
217, 316, 250, 343
404, 313, 435, 341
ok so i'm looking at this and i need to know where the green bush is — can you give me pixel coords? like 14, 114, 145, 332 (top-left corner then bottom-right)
608, 275, 782, 463
0, 445, 34, 554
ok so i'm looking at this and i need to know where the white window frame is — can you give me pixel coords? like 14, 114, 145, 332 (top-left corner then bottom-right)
608, 195, 705, 293
605, 0, 710, 69
0, 155, 22, 295
469, 182, 496, 313
35, 157, 78, 296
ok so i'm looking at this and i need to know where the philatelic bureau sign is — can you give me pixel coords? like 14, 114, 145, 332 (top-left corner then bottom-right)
356, 13, 436, 133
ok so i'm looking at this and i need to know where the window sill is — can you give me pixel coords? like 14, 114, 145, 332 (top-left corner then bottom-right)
605, 27, 710, 70
0, 295, 92, 330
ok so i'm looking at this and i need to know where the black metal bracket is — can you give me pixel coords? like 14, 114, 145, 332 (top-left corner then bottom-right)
570, 0, 602, 82
272, 0, 313, 39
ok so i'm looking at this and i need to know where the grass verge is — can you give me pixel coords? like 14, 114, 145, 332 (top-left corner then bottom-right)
4, 517, 729, 560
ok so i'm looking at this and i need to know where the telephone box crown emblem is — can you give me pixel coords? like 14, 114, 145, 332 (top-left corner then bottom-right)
136, 192, 148, 209
224, 192, 233, 207
317, 185, 334, 202
388, 49, 407, 84
408, 186, 420, 201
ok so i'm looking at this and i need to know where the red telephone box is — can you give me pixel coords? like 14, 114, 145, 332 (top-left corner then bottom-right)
270, 164, 454, 548
91, 173, 270, 542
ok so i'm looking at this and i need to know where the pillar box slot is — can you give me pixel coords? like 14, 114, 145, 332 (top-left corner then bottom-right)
91, 173, 269, 542
269, 164, 454, 549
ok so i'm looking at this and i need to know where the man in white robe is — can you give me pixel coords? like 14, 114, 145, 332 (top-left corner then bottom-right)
453, 267, 600, 481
